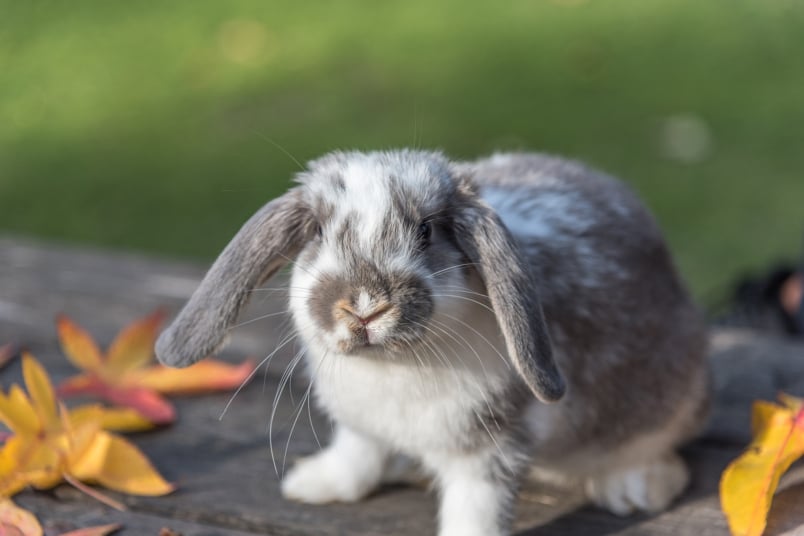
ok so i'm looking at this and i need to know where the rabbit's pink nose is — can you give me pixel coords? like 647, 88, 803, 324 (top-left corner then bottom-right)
338, 303, 391, 326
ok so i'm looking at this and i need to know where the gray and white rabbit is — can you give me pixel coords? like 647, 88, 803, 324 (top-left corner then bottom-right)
156, 150, 709, 536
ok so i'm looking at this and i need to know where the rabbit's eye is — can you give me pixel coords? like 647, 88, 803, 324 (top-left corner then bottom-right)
417, 221, 432, 247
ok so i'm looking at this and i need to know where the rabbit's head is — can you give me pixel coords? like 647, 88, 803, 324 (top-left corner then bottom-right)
156, 150, 565, 402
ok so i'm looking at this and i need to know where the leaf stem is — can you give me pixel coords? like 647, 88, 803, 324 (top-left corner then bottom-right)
63, 473, 127, 512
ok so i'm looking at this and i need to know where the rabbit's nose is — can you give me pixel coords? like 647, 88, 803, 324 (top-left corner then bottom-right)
338, 303, 391, 326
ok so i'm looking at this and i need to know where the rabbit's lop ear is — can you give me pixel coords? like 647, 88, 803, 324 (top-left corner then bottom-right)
453, 183, 566, 403
156, 188, 311, 368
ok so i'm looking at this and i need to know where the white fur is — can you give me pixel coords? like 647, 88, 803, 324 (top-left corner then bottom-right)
429, 449, 508, 536
584, 454, 689, 515
281, 426, 388, 504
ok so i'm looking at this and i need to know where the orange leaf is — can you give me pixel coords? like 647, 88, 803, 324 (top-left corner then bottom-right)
0, 498, 43, 536
56, 311, 253, 426
70, 432, 174, 496
57, 315, 103, 372
105, 310, 165, 376
58, 523, 122, 536
135, 359, 256, 395
56, 374, 98, 397
720, 394, 804, 536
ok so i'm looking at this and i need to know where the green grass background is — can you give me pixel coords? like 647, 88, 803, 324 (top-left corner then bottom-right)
2, 0, 803, 302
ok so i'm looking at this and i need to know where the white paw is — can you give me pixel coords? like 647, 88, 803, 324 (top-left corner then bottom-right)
281, 452, 375, 504
585, 453, 689, 516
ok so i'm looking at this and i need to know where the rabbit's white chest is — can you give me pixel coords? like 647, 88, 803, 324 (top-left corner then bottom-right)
308, 351, 504, 454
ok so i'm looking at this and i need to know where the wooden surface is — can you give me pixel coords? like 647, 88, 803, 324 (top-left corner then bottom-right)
1, 236, 804, 535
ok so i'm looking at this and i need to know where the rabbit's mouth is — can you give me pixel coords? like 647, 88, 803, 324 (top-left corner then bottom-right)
333, 323, 429, 358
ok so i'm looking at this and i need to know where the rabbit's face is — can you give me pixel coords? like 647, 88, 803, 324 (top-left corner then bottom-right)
156, 149, 564, 402
290, 151, 468, 356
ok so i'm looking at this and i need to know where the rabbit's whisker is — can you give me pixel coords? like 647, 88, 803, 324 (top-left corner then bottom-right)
432, 293, 496, 316
270, 346, 307, 476
219, 331, 300, 421
437, 312, 511, 371
428, 263, 478, 279
230, 310, 292, 330
283, 362, 319, 475
437, 284, 492, 300
425, 320, 503, 433
251, 131, 305, 171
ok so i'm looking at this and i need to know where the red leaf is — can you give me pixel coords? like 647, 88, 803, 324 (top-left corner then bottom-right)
58, 375, 175, 425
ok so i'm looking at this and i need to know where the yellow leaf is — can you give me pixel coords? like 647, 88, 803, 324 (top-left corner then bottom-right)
105, 310, 165, 376
1, 354, 171, 501
70, 406, 155, 433
21, 354, 60, 431
134, 359, 255, 395
57, 315, 104, 372
1, 435, 64, 492
751, 401, 779, 436
70, 432, 174, 496
0, 386, 37, 436
0, 439, 28, 497
720, 394, 804, 536
0, 498, 43, 536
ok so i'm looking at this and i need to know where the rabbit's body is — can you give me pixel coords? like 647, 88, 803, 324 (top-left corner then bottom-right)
157, 150, 709, 536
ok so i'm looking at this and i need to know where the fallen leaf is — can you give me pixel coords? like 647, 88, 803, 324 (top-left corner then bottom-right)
0, 498, 42, 536
58, 523, 122, 536
70, 431, 173, 496
720, 394, 804, 536
133, 360, 256, 395
70, 406, 155, 433
0, 354, 174, 499
56, 312, 255, 424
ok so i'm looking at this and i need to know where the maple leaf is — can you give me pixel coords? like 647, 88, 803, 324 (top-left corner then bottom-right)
720, 393, 804, 536
0, 354, 174, 499
56, 311, 255, 425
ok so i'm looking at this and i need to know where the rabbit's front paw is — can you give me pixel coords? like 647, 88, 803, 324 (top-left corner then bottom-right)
585, 453, 689, 516
281, 451, 374, 504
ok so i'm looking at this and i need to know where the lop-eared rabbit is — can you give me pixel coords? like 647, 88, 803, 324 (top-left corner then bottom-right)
157, 150, 709, 536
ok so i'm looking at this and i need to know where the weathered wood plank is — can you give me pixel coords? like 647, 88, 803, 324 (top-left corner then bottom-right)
2, 236, 804, 535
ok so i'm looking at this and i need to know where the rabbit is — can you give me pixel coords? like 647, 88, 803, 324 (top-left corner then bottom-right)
156, 150, 710, 536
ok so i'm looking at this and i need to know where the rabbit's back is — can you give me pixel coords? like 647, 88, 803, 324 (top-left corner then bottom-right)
464, 153, 709, 461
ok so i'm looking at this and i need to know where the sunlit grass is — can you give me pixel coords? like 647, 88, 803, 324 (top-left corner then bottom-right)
1, 0, 803, 300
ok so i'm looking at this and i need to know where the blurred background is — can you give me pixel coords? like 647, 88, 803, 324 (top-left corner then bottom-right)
1, 0, 803, 303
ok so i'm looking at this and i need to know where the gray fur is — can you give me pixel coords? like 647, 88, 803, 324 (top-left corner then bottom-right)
451, 176, 565, 402
155, 188, 312, 367
463, 153, 709, 462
